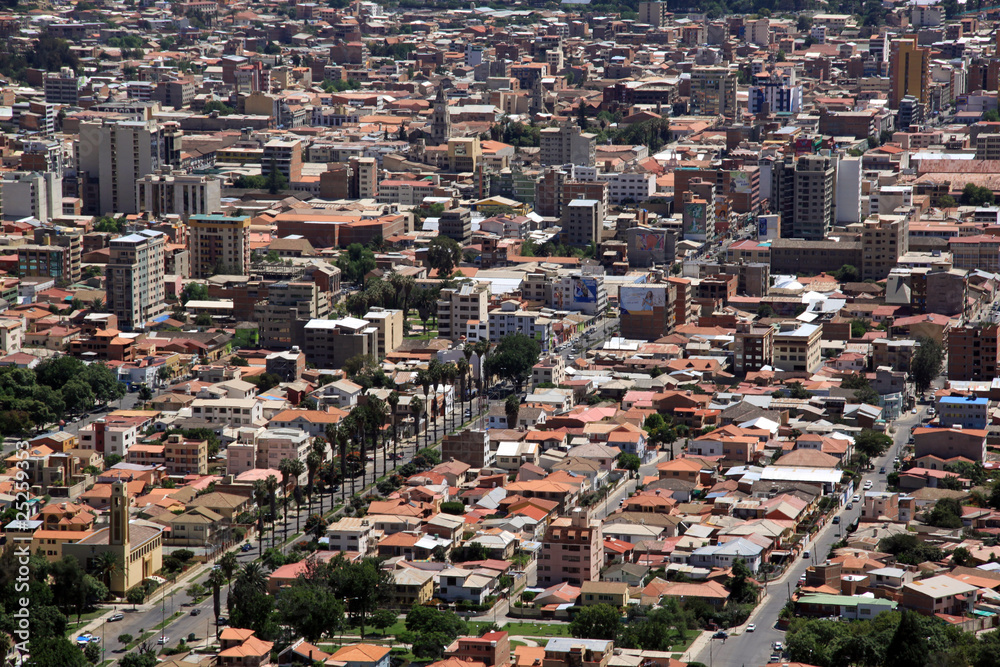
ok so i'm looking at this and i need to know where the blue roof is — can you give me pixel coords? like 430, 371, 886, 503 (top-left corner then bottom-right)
940, 396, 988, 405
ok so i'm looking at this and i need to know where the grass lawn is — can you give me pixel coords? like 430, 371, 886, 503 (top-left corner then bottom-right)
511, 641, 527, 649
500, 622, 573, 637
343, 618, 407, 637
666, 630, 700, 656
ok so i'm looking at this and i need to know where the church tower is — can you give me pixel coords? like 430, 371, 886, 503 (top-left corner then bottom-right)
431, 86, 452, 145
530, 76, 546, 115
110, 480, 129, 547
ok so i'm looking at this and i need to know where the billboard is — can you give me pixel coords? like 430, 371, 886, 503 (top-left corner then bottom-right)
633, 231, 666, 251
620, 285, 666, 314
758, 216, 767, 237
572, 277, 598, 304
729, 171, 751, 194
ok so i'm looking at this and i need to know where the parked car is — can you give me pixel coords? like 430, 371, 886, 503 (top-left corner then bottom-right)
832, 516, 840, 524
880, 467, 887, 474
802, 550, 810, 559
774, 641, 784, 651
746, 624, 756, 632
108, 613, 124, 622
852, 494, 860, 502
846, 502, 854, 510
190, 609, 201, 616
241, 542, 252, 552
713, 631, 728, 639
912, 407, 918, 414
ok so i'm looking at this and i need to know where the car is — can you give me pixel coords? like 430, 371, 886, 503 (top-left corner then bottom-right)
864, 480, 873, 489
217, 617, 228, 626
241, 542, 252, 552
108, 613, 124, 622
846, 502, 854, 510
712, 631, 728, 639
157, 637, 169, 645
880, 467, 887, 474
912, 407, 918, 414
852, 494, 860, 502
746, 624, 756, 632
832, 516, 841, 524
770, 655, 782, 663
802, 550, 810, 559
774, 641, 784, 651
190, 608, 201, 616
928, 407, 936, 415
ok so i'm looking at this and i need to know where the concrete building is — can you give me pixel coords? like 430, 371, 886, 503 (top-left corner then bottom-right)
689, 67, 739, 116
439, 207, 472, 245
187, 213, 251, 278
889, 37, 930, 108
861, 215, 908, 281
627, 226, 676, 268
836, 156, 863, 225
78, 119, 166, 215
734, 322, 774, 374
437, 282, 490, 341
18, 228, 82, 283
748, 71, 803, 114
912, 427, 986, 462
163, 433, 208, 476
772, 154, 837, 241
262, 138, 303, 183
255, 281, 331, 349
948, 325, 1000, 382
441, 429, 491, 468
935, 395, 989, 429
773, 323, 822, 373
302, 317, 378, 369
136, 171, 222, 218
44, 67, 82, 105
540, 508, 603, 586
619, 283, 677, 341
638, 1, 670, 26
540, 125, 596, 167
563, 199, 605, 248
105, 230, 167, 331
0, 171, 61, 222
363, 307, 404, 358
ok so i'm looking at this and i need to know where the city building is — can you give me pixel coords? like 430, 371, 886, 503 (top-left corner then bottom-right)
861, 215, 909, 281
889, 36, 930, 108
439, 207, 472, 245
78, 119, 167, 215
773, 323, 822, 373
136, 171, 222, 218
437, 283, 490, 341
562, 199, 605, 248
688, 67, 739, 116
187, 213, 252, 278
540, 508, 603, 586
105, 229, 167, 331
540, 125, 596, 167
734, 322, 775, 374
948, 325, 1000, 382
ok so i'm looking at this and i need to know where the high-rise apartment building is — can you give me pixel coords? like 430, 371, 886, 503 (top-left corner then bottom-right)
135, 171, 222, 219
689, 67, 739, 116
44, 67, 82, 106
889, 37, 929, 109
78, 119, 166, 215
772, 154, 836, 240
638, 1, 670, 26
748, 70, 803, 114
18, 227, 82, 283
948, 326, 1000, 382
262, 139, 303, 183
619, 283, 677, 341
861, 214, 909, 281
0, 172, 61, 222
255, 281, 332, 349
105, 230, 167, 331
187, 213, 251, 278
734, 322, 775, 374
363, 307, 404, 359
439, 207, 472, 245
540, 509, 603, 586
562, 199, 605, 248
539, 125, 596, 167
437, 283, 489, 341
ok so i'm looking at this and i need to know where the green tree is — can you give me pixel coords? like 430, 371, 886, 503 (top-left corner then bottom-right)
952, 546, 975, 566
427, 235, 463, 277
484, 333, 541, 393
984, 110, 1000, 123
618, 452, 641, 475
275, 583, 345, 643
879, 532, 944, 565
938, 195, 957, 208
181, 282, 209, 303
912, 336, 945, 394
26, 637, 88, 667
855, 429, 892, 457
336, 243, 377, 285
570, 603, 622, 640
885, 610, 929, 667
833, 264, 859, 283
504, 394, 520, 429
727, 558, 759, 605
926, 497, 964, 529
962, 183, 995, 206
265, 158, 289, 194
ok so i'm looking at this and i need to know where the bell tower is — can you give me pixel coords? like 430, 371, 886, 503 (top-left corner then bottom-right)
110, 480, 129, 547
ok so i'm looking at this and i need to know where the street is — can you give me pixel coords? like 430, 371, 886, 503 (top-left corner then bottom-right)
691, 408, 922, 667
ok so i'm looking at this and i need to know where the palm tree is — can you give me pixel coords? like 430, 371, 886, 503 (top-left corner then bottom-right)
234, 562, 267, 596
252, 479, 268, 559
89, 297, 106, 313
278, 458, 304, 545
218, 551, 238, 600
457, 357, 470, 425
418, 370, 432, 447
410, 396, 424, 450
336, 423, 351, 500
387, 391, 400, 470
92, 551, 120, 593
264, 474, 279, 549
366, 396, 388, 482
208, 569, 226, 637
444, 362, 458, 431
306, 449, 321, 515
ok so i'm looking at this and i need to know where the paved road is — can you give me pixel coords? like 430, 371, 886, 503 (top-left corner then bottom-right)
692, 408, 922, 667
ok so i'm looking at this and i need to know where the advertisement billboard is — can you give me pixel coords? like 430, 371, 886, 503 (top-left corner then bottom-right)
758, 216, 767, 237
620, 285, 666, 313
729, 171, 751, 194
684, 202, 705, 236
573, 277, 598, 304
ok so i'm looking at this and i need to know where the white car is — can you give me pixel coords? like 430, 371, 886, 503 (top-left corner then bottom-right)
852, 494, 860, 502
157, 637, 169, 645
746, 623, 756, 632
864, 480, 873, 489
912, 407, 918, 414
